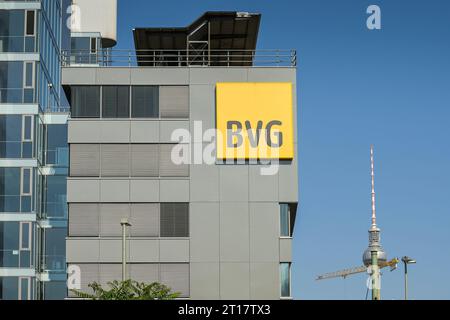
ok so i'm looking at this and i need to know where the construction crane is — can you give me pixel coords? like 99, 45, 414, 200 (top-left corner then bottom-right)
316, 146, 398, 300
316, 258, 399, 281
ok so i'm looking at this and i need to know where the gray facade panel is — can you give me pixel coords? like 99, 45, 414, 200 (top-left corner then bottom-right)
62, 67, 96, 85
130, 68, 189, 85
96, 68, 131, 85
160, 120, 190, 143
279, 238, 292, 262
220, 263, 250, 300
67, 179, 100, 203
68, 120, 101, 143
159, 240, 190, 262
100, 121, 130, 143
129, 180, 160, 202
130, 121, 159, 143
190, 68, 248, 85
99, 239, 123, 262
249, 166, 279, 202
219, 166, 249, 202
190, 203, 220, 262
250, 263, 280, 299
129, 240, 159, 262
278, 154, 299, 203
190, 164, 220, 202
190, 263, 220, 300
66, 240, 99, 263
249, 203, 279, 262
247, 68, 296, 83
189, 85, 216, 137
220, 202, 249, 262
159, 180, 189, 202
100, 180, 130, 203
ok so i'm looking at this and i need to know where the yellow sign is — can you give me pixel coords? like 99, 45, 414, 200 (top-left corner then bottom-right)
216, 82, 294, 160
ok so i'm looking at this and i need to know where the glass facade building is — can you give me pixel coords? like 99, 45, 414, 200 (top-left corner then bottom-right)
0, 0, 70, 300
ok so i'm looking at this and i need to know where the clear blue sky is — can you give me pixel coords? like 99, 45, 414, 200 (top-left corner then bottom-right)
115, 0, 450, 300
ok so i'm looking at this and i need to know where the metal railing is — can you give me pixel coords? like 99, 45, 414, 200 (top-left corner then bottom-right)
61, 49, 297, 68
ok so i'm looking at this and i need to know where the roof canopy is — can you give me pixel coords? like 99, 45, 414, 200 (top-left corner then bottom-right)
133, 12, 261, 66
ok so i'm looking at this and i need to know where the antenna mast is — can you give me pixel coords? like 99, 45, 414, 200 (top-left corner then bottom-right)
371, 145, 376, 227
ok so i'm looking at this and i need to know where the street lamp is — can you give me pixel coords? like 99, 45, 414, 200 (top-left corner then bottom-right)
120, 218, 132, 282
401, 256, 416, 300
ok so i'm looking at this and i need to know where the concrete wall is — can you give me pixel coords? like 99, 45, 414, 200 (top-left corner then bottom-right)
64, 67, 298, 300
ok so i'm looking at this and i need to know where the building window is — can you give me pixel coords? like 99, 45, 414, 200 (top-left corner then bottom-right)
0, 61, 24, 103
159, 86, 189, 118
280, 263, 291, 298
69, 203, 187, 238
160, 203, 189, 237
71, 86, 100, 118
280, 204, 291, 237
70, 144, 188, 178
0, 222, 32, 269
45, 124, 68, 167
25, 11, 35, 36
0, 168, 20, 212
131, 86, 159, 118
0, 115, 22, 158
43, 175, 67, 219
19, 277, 31, 300
102, 86, 130, 118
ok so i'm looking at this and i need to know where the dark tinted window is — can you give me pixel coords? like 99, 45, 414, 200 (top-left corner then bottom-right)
132, 86, 159, 118
160, 203, 189, 237
71, 86, 100, 118
25, 11, 35, 36
102, 86, 130, 118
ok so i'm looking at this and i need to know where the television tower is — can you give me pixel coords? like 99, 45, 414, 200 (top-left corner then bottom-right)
362, 145, 387, 300
316, 146, 396, 300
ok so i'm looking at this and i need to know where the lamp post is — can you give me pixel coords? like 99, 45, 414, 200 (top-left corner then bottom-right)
401, 256, 416, 300
120, 218, 131, 282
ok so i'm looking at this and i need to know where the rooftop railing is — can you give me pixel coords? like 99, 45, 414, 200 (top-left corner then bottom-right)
61, 49, 297, 68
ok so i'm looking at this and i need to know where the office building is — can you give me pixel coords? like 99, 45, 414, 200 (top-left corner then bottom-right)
64, 11, 298, 299
0, 0, 70, 299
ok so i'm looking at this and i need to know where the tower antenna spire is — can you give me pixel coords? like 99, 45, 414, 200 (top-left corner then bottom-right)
371, 145, 376, 227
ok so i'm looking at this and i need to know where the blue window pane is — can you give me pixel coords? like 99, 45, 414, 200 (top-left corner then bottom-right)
20, 251, 31, 268
20, 278, 30, 300
0, 277, 19, 300
280, 263, 291, 298
0, 115, 21, 141
0, 61, 23, 88
0, 222, 20, 267
280, 204, 290, 237
0, 168, 21, 195
24, 88, 34, 103
21, 196, 31, 213
0, 142, 21, 158
22, 142, 33, 158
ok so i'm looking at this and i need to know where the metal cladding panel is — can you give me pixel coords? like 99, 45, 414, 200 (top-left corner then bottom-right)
71, 0, 117, 47
130, 204, 159, 237
130, 144, 159, 177
160, 264, 190, 298
130, 264, 159, 284
159, 144, 189, 177
70, 144, 100, 177
69, 264, 99, 296
69, 204, 99, 237
100, 144, 130, 177
99, 264, 122, 287
99, 203, 130, 237
159, 86, 189, 118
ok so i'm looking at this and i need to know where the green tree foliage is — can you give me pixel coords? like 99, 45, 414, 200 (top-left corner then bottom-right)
71, 279, 180, 300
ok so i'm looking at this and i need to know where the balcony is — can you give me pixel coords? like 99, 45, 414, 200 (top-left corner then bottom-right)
61, 49, 297, 68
